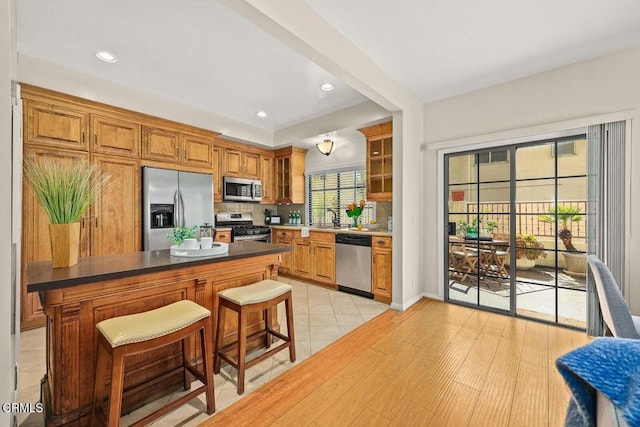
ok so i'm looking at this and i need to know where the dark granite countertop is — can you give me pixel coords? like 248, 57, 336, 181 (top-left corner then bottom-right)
27, 241, 291, 293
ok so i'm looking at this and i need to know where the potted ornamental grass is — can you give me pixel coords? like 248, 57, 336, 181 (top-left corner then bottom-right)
24, 155, 110, 267
539, 205, 586, 276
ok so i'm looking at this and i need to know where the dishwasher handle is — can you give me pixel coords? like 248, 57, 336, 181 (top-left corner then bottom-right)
335, 233, 372, 246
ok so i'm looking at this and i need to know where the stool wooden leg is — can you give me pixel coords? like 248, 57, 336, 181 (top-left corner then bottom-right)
91, 340, 108, 426
214, 302, 226, 374
182, 336, 192, 391
237, 307, 247, 395
285, 294, 296, 362
200, 324, 215, 415
264, 308, 272, 349
107, 347, 126, 426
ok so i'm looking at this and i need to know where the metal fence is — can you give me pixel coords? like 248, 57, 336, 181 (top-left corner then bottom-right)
466, 200, 587, 239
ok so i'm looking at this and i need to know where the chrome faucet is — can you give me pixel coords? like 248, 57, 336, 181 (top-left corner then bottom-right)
327, 208, 340, 228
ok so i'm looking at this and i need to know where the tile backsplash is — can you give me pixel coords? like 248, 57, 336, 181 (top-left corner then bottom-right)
215, 201, 391, 228
215, 202, 277, 226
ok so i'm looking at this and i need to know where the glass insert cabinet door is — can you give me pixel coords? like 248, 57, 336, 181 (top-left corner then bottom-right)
444, 137, 587, 329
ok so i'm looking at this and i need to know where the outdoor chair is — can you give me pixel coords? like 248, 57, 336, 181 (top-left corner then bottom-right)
449, 242, 479, 282
587, 255, 640, 338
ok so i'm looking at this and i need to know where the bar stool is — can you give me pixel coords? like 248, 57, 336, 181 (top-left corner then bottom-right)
214, 279, 295, 394
92, 300, 215, 426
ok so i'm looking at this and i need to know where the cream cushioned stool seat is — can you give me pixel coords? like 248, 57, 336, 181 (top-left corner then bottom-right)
92, 300, 215, 426
97, 300, 210, 347
215, 279, 296, 394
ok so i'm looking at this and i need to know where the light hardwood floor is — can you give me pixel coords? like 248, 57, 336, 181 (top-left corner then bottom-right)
203, 298, 590, 427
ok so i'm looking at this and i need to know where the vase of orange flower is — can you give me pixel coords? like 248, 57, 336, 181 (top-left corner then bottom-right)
346, 200, 365, 227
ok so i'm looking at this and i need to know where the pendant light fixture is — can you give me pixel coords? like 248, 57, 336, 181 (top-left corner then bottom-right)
316, 139, 335, 156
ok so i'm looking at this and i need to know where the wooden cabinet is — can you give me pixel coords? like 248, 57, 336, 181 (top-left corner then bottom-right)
24, 100, 89, 151
90, 155, 141, 256
181, 132, 214, 168
261, 154, 275, 204
310, 233, 336, 284
142, 126, 214, 170
21, 147, 91, 329
212, 145, 222, 202
223, 148, 261, 179
372, 236, 392, 303
292, 239, 312, 279
277, 229, 336, 285
214, 229, 231, 243
359, 121, 392, 201
91, 115, 140, 157
272, 229, 295, 273
274, 146, 307, 204
142, 126, 181, 163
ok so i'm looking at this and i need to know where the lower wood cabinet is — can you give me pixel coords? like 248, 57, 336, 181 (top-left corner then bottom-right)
273, 228, 336, 286
372, 236, 392, 303
271, 229, 295, 274
214, 229, 231, 243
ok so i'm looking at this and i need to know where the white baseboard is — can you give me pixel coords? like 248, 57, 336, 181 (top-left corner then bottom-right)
390, 293, 424, 311
422, 291, 443, 301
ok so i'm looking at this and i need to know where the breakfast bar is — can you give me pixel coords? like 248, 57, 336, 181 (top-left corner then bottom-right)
27, 241, 290, 426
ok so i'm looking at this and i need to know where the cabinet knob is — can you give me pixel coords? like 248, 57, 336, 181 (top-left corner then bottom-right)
377, 240, 386, 244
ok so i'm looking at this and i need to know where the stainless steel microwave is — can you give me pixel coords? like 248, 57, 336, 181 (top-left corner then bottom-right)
223, 177, 262, 202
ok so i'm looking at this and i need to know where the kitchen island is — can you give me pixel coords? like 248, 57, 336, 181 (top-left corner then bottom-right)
27, 241, 290, 426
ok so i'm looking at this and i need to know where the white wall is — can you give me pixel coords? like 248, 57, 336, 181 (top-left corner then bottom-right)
1, 0, 16, 423
422, 45, 640, 313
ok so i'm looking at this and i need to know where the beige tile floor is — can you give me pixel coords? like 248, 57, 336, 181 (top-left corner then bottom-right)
18, 278, 389, 426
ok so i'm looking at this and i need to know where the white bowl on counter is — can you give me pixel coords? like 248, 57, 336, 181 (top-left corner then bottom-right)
366, 223, 380, 230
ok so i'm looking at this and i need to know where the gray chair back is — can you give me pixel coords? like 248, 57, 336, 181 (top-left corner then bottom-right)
587, 255, 640, 338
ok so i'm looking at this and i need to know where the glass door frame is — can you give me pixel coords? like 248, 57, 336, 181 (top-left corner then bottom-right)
444, 135, 587, 329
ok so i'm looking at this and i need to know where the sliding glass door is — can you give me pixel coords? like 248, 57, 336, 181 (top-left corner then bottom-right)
445, 136, 587, 329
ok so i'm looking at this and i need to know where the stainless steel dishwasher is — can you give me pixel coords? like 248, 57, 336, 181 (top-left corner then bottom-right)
335, 233, 373, 299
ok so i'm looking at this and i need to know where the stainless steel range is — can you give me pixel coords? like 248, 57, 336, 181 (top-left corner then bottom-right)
215, 212, 271, 242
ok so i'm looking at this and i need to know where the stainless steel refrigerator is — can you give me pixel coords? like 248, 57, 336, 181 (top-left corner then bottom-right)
143, 167, 213, 250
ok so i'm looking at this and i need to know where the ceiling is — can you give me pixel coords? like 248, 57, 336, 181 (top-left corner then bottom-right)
16, 0, 640, 140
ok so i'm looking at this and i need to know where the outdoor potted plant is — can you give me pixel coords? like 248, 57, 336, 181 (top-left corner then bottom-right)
24, 155, 110, 267
457, 217, 480, 238
514, 233, 547, 270
539, 205, 586, 276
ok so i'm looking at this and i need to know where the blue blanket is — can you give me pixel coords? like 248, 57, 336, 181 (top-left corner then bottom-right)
556, 337, 640, 426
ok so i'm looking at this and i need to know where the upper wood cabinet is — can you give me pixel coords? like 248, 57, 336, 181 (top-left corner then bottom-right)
372, 236, 392, 304
142, 126, 214, 170
274, 146, 307, 204
181, 133, 214, 168
223, 148, 261, 179
260, 155, 275, 204
24, 100, 89, 151
91, 115, 140, 157
141, 126, 181, 163
359, 121, 392, 201
212, 146, 222, 203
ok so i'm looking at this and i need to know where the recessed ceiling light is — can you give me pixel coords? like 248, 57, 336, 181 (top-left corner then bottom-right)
256, 111, 268, 118
96, 51, 117, 63
320, 83, 334, 92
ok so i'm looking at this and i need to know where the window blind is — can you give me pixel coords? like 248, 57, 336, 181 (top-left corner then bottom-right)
307, 169, 373, 226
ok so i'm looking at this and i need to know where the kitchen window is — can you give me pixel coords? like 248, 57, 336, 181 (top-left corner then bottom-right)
307, 169, 374, 226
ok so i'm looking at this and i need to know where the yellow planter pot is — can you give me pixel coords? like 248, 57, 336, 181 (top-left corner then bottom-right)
48, 222, 80, 268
